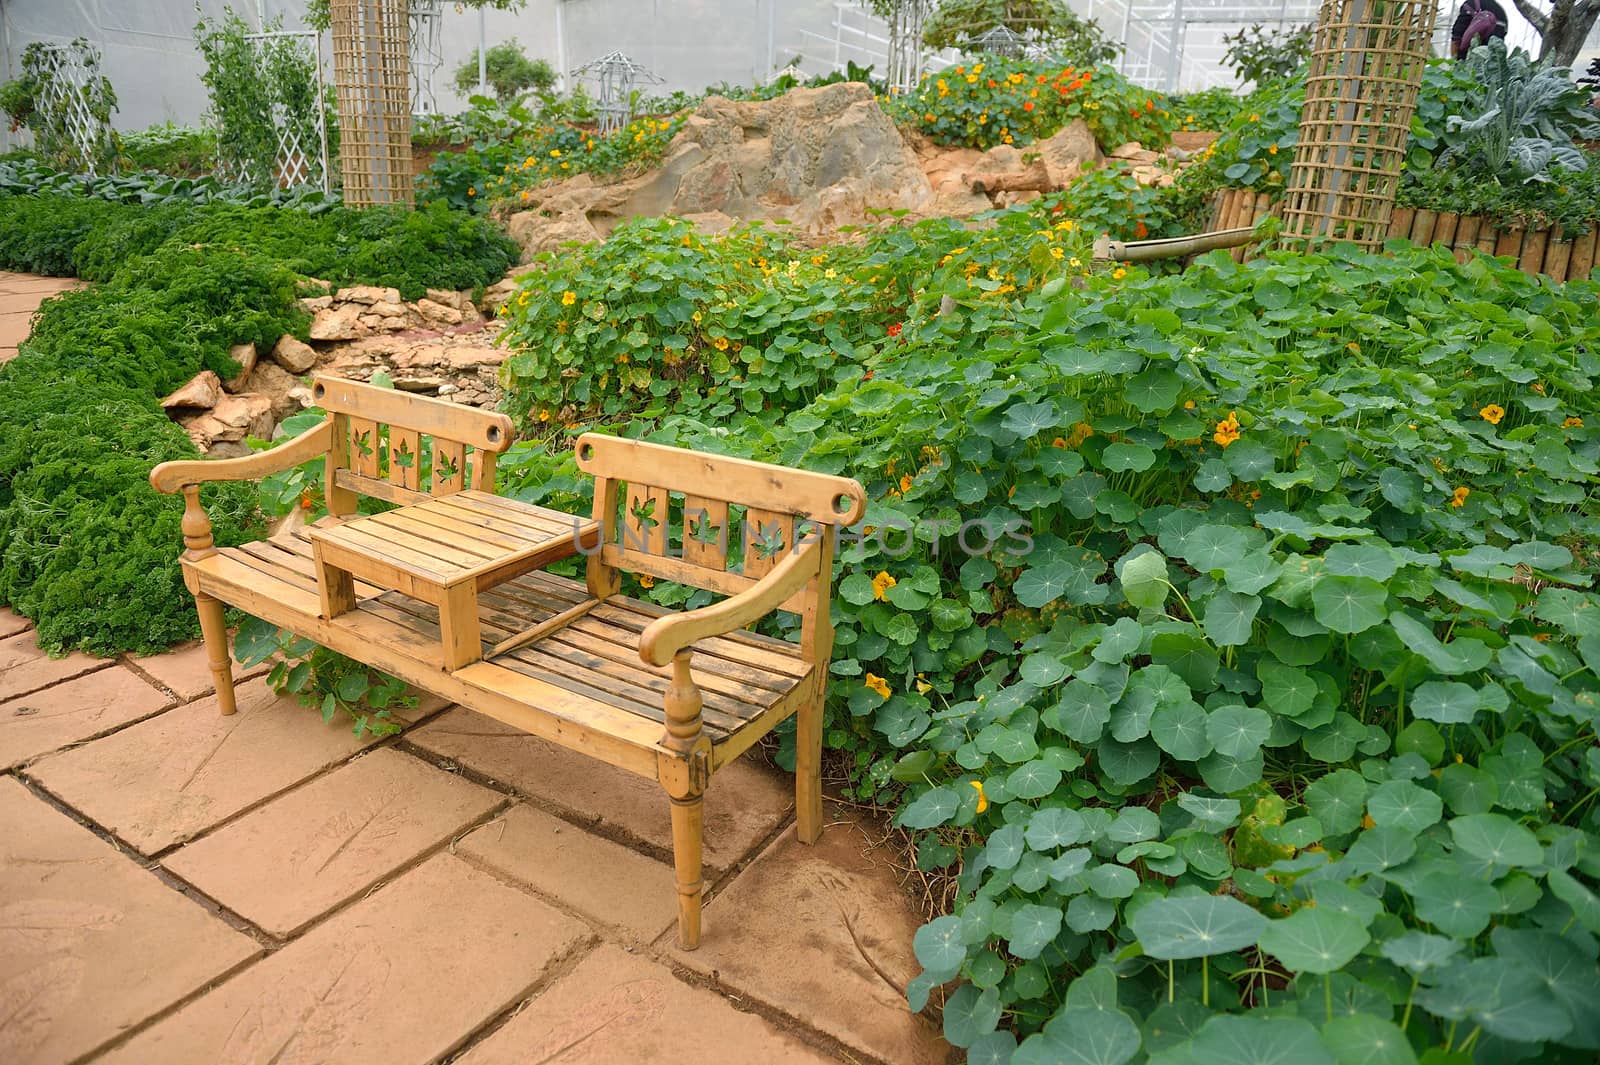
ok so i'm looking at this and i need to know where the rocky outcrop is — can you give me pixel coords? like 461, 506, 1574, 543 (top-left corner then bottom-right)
505, 82, 934, 254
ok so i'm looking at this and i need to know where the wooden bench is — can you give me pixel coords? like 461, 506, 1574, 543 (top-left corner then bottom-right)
150, 375, 865, 948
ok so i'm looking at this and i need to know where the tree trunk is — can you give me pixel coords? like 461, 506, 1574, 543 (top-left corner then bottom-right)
1540, 5, 1599, 66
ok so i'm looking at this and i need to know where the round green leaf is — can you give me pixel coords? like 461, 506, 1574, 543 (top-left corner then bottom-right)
1303, 769, 1368, 836
1409, 681, 1480, 725
1131, 894, 1266, 960
1151, 700, 1213, 761
1311, 577, 1389, 634
1449, 812, 1544, 867
1007, 902, 1064, 960
1027, 806, 1087, 850
943, 984, 1002, 1048
1324, 544, 1401, 582
1008, 760, 1064, 800
1378, 930, 1461, 974
1259, 907, 1371, 974
1366, 779, 1443, 834
900, 786, 961, 830
1172, 1014, 1334, 1065
1320, 1015, 1417, 1065
1049, 1008, 1142, 1065
1103, 442, 1157, 472
913, 914, 965, 978
1119, 549, 1170, 610
1207, 704, 1271, 759
1411, 870, 1499, 937
1085, 863, 1139, 899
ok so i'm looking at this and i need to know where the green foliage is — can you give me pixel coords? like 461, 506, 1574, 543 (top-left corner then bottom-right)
0, 39, 118, 172
1220, 23, 1313, 86
1034, 165, 1191, 242
921, 0, 1121, 67
1170, 86, 1256, 131
453, 40, 556, 102
304, 0, 525, 31
500, 235, 1600, 1061
416, 112, 685, 212
1439, 40, 1600, 183
195, 8, 330, 189
0, 156, 339, 211
0, 192, 517, 298
119, 123, 218, 176
495, 210, 1096, 431
894, 59, 1173, 152
0, 190, 513, 654
1397, 149, 1600, 236
0, 367, 261, 655
234, 616, 416, 737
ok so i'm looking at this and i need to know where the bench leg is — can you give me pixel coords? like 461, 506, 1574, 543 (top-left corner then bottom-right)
795, 683, 825, 844
195, 592, 237, 716
670, 793, 705, 950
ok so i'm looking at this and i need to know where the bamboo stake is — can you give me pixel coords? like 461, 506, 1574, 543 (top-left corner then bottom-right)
1541, 226, 1570, 282
1519, 227, 1548, 275
1569, 226, 1598, 282
1432, 211, 1458, 251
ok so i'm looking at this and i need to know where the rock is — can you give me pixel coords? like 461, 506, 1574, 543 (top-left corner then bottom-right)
223, 343, 258, 393
272, 334, 319, 373
395, 376, 445, 392
161, 371, 223, 411
239, 361, 303, 422
287, 385, 314, 410
503, 83, 932, 255
506, 210, 604, 257
368, 301, 409, 319
979, 143, 1023, 171
415, 298, 463, 326
299, 294, 333, 313
436, 382, 460, 396
180, 393, 275, 451
1110, 141, 1145, 160
309, 306, 366, 342
334, 285, 402, 306
425, 289, 464, 311
1032, 119, 1101, 187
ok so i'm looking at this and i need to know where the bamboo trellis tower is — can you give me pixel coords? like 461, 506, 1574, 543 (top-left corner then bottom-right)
330, 0, 414, 207
1279, 0, 1437, 250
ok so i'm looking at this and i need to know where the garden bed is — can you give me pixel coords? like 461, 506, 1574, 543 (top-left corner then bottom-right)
1209, 186, 1600, 281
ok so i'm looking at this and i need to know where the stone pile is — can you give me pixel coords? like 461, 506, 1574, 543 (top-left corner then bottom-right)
159, 285, 509, 456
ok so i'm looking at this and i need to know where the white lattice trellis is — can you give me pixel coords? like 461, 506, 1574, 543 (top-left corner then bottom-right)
574, 51, 661, 134
31, 43, 117, 176
409, 0, 446, 114
962, 24, 1026, 58
217, 31, 331, 192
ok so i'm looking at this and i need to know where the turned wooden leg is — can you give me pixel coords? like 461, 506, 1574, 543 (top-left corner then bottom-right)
796, 682, 824, 844
195, 592, 237, 716
670, 793, 705, 949
661, 650, 709, 949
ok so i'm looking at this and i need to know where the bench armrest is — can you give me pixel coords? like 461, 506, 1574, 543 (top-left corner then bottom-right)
638, 539, 823, 667
150, 419, 334, 494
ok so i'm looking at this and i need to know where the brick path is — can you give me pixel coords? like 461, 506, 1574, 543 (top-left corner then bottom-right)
0, 271, 949, 1065
0, 270, 80, 364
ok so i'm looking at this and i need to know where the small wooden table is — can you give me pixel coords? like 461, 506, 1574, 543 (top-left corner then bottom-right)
308, 490, 598, 670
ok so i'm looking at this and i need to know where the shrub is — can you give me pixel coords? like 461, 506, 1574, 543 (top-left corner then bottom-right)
896, 59, 1173, 152
452, 40, 556, 102
120, 123, 217, 176
1169, 85, 1255, 131
1221, 23, 1313, 86
0, 157, 341, 211
0, 366, 261, 655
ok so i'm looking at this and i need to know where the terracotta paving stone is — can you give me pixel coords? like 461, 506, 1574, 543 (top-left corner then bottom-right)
0, 777, 260, 1065
164, 748, 503, 936
456, 802, 678, 942
98, 854, 589, 1065
409, 707, 792, 874
0, 631, 112, 701
670, 805, 952, 1065
27, 676, 372, 855
0, 606, 29, 639
124, 640, 272, 702
456, 944, 839, 1065
0, 664, 173, 770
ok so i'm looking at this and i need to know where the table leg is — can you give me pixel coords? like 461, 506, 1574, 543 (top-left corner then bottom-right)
439, 580, 482, 670
313, 540, 357, 619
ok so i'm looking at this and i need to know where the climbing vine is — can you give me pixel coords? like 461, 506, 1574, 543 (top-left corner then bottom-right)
0, 39, 119, 173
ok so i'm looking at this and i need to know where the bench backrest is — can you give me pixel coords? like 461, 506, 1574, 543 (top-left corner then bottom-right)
573, 434, 866, 659
311, 375, 513, 516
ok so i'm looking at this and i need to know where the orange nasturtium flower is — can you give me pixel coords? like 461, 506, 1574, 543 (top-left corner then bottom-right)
864, 673, 892, 699
1564, 416, 1585, 428
1450, 486, 1470, 508
1480, 403, 1506, 425
970, 780, 989, 813
872, 571, 897, 601
1213, 411, 1241, 448
637, 574, 655, 588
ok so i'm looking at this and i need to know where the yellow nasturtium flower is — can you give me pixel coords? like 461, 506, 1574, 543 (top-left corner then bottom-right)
970, 780, 988, 813
864, 673, 891, 699
1480, 403, 1506, 425
872, 571, 897, 601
